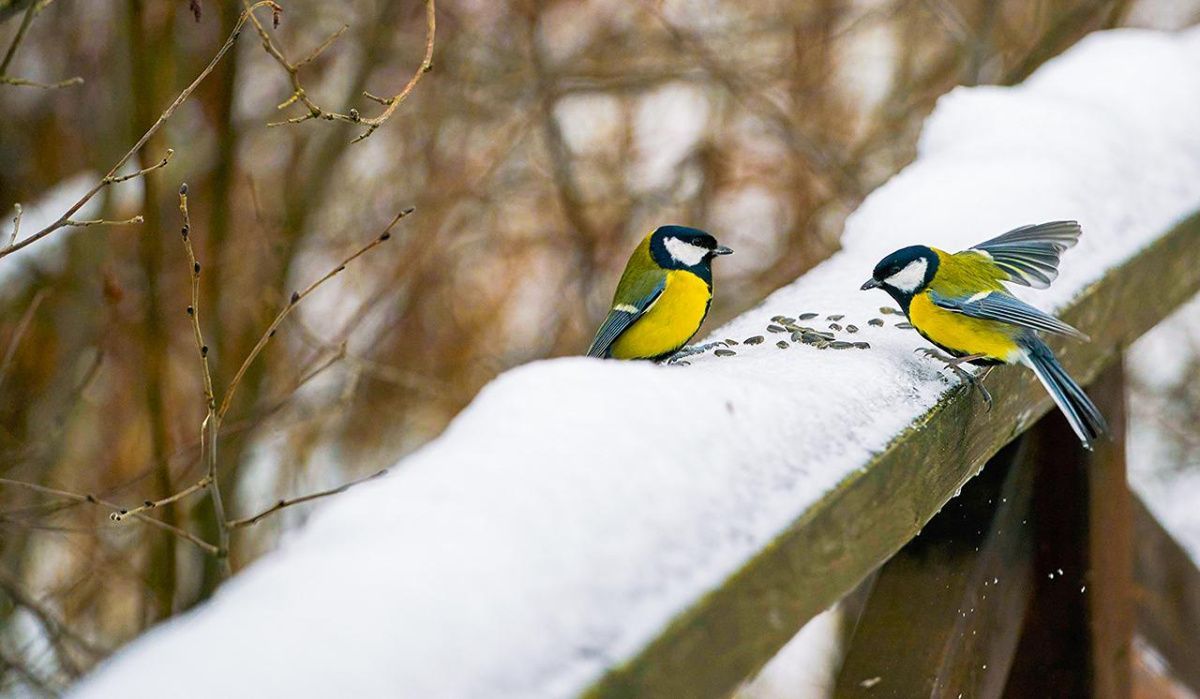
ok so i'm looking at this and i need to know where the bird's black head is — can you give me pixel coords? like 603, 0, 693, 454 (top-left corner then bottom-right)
648, 226, 733, 278
860, 245, 939, 308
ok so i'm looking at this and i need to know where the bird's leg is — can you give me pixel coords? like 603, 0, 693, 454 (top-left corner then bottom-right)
664, 341, 726, 364
915, 348, 993, 411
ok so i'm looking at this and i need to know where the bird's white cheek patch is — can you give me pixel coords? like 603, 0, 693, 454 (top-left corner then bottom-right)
885, 258, 928, 293
664, 237, 708, 267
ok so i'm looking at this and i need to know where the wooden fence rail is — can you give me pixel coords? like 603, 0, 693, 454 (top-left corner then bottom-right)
585, 212, 1200, 698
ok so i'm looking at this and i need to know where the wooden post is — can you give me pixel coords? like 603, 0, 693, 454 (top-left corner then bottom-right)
834, 438, 1036, 698
1133, 494, 1200, 693
1003, 361, 1132, 698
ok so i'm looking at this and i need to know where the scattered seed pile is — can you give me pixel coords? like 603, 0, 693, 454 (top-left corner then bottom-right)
681, 306, 913, 361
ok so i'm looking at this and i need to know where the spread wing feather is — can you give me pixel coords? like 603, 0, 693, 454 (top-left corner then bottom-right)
967, 220, 1081, 289
586, 274, 665, 358
929, 290, 1088, 341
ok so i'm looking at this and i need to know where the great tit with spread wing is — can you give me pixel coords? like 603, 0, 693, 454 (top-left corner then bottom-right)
861, 221, 1107, 449
588, 225, 732, 361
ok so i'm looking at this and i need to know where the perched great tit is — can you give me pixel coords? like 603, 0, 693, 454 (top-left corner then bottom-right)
861, 221, 1108, 449
588, 225, 732, 361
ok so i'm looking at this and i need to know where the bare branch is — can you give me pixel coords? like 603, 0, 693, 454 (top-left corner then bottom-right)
108, 475, 211, 522
0, 74, 83, 89
228, 469, 388, 529
0, 0, 82, 90
0, 1, 280, 263
0, 478, 219, 556
104, 148, 174, 184
0, 288, 46, 395
217, 206, 413, 421
349, 0, 436, 143
177, 183, 233, 577
0, 567, 109, 660
295, 23, 348, 68
248, 0, 436, 143
62, 215, 144, 228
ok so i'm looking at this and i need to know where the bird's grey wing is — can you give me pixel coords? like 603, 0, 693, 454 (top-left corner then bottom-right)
967, 220, 1081, 289
586, 276, 666, 358
929, 289, 1088, 340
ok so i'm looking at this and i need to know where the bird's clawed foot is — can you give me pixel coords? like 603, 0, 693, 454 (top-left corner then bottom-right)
915, 348, 994, 411
665, 342, 725, 364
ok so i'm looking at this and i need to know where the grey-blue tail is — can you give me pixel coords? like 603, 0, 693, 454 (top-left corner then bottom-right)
1019, 338, 1108, 450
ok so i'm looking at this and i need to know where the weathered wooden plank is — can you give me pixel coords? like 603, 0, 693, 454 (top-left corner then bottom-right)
1134, 494, 1200, 693
833, 438, 1035, 699
585, 212, 1200, 699
1002, 362, 1132, 698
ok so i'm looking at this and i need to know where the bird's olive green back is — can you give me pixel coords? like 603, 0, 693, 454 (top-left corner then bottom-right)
612, 232, 668, 307
930, 248, 1009, 296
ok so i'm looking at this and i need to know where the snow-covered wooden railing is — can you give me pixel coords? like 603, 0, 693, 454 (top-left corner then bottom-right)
72, 27, 1200, 699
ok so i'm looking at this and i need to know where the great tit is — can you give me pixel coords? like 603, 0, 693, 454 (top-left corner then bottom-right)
588, 225, 732, 361
861, 221, 1108, 449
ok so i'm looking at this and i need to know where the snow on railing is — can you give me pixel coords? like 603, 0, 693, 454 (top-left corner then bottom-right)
72, 26, 1200, 699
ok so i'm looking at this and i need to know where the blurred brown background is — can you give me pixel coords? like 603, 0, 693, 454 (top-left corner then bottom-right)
1, 0, 1198, 693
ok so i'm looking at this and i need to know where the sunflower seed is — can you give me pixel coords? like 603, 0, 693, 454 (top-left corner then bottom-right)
767, 324, 786, 333
771, 315, 796, 325
867, 318, 884, 327
895, 322, 915, 329
854, 341, 871, 349
744, 335, 764, 345
880, 306, 902, 315
798, 312, 819, 320
846, 324, 859, 333
830, 341, 854, 349
724, 338, 739, 346
829, 323, 842, 331
816, 340, 831, 349
714, 349, 737, 357
776, 340, 789, 349
826, 314, 844, 321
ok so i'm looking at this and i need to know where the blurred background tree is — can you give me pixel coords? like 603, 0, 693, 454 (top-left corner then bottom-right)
0, 0, 1197, 693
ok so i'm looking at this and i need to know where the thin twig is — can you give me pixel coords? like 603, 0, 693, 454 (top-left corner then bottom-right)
177, 184, 232, 577
108, 475, 211, 522
0, 1, 37, 76
7, 203, 21, 246
248, 0, 436, 142
0, 288, 46, 396
104, 148, 174, 184
0, 568, 108, 659
349, 0, 436, 143
228, 469, 388, 529
62, 215, 144, 228
0, 643, 62, 697
0, 74, 83, 89
0, 478, 218, 556
95, 202, 410, 572
295, 24, 348, 68
0, 0, 81, 90
0, 1, 279, 262
217, 206, 413, 421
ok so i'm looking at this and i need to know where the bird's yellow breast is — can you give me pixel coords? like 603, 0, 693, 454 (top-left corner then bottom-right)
610, 270, 711, 360
908, 292, 1021, 362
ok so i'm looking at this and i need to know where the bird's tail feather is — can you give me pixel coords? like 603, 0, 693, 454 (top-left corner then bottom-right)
1020, 339, 1108, 450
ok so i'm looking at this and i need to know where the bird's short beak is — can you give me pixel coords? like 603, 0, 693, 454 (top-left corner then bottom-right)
860, 278, 881, 291
713, 246, 733, 256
